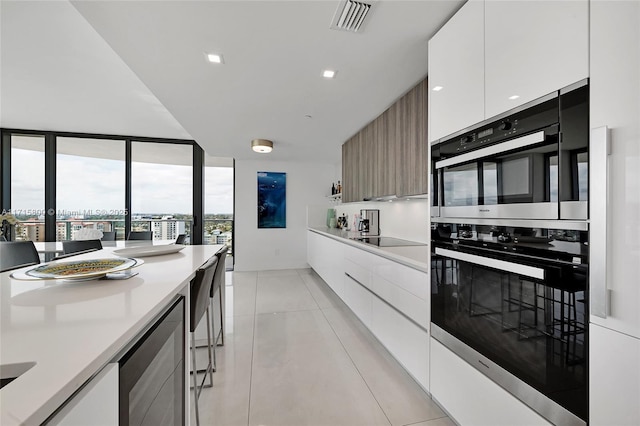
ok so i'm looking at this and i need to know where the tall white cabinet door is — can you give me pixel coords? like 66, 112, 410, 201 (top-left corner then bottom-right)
589, 0, 640, 339
428, 0, 484, 143
589, 324, 640, 425
484, 0, 588, 118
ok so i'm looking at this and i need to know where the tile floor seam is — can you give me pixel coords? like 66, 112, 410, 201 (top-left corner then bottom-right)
246, 273, 259, 426
254, 307, 322, 316
315, 301, 393, 426
401, 415, 451, 426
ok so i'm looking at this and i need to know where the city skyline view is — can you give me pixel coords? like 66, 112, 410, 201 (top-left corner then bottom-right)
10, 147, 234, 216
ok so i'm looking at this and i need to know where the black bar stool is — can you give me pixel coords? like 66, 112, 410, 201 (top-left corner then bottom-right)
190, 255, 218, 426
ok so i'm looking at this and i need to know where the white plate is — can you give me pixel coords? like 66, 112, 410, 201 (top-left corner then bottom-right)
113, 244, 185, 258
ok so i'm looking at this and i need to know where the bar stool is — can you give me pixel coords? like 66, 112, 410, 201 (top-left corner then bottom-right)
190, 255, 218, 426
211, 246, 228, 349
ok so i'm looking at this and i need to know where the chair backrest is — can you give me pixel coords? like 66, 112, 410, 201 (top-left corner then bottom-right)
52, 248, 101, 261
101, 231, 116, 241
127, 231, 152, 241
62, 239, 103, 255
175, 234, 186, 245
0, 241, 40, 272
190, 256, 218, 332
210, 245, 229, 297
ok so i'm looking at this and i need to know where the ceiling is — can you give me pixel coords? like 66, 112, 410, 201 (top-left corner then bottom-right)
1, 0, 464, 163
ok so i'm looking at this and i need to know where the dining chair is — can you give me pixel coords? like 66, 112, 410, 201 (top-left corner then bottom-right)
101, 231, 116, 241
175, 234, 186, 244
190, 255, 218, 426
127, 231, 152, 241
52, 248, 101, 261
0, 241, 41, 273
62, 239, 103, 255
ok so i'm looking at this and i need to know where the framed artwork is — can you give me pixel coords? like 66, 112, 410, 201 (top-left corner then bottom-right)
257, 171, 286, 228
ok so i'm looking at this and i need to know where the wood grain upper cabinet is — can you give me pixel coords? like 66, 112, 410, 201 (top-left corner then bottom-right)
428, 0, 484, 143
395, 79, 429, 197
375, 110, 396, 198
484, 0, 588, 118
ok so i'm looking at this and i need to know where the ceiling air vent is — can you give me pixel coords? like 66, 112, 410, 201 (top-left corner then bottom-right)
330, 0, 373, 33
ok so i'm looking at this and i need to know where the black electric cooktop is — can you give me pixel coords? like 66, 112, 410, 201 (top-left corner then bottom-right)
351, 236, 427, 247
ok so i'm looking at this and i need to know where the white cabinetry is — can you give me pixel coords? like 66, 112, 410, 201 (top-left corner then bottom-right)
428, 0, 484, 142
430, 339, 551, 426
307, 231, 345, 298
589, 2, 640, 424
48, 363, 118, 426
308, 231, 430, 391
484, 0, 588, 118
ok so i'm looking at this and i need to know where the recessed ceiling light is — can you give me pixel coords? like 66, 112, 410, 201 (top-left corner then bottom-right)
508, 95, 520, 100
304, 114, 313, 119
323, 70, 336, 78
432, 86, 443, 91
206, 53, 224, 64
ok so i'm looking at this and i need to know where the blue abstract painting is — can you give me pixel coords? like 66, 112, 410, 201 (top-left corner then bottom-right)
257, 171, 286, 228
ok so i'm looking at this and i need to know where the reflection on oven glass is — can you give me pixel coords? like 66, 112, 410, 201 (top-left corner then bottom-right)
431, 223, 588, 421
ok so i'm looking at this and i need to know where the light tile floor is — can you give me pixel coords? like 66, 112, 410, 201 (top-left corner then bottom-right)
192, 268, 455, 426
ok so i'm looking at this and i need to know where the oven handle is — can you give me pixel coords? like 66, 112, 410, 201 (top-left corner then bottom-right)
434, 247, 545, 280
434, 130, 546, 169
590, 126, 611, 319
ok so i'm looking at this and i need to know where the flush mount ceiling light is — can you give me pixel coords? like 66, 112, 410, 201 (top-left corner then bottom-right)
323, 70, 336, 78
251, 139, 273, 153
206, 53, 224, 64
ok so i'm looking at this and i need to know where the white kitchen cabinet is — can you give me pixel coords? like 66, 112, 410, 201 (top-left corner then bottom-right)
430, 339, 551, 426
307, 231, 345, 298
343, 272, 373, 327
48, 363, 118, 426
589, 2, 640, 424
428, 0, 484, 142
484, 0, 588, 118
370, 297, 429, 390
589, 323, 640, 425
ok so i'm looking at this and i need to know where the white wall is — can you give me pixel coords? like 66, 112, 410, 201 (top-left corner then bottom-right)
324, 199, 430, 243
234, 159, 336, 271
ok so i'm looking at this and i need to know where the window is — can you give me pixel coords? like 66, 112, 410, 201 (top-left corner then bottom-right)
56, 137, 125, 241
10, 135, 45, 241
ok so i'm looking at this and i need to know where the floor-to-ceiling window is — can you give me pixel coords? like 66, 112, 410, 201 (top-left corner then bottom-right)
131, 142, 193, 241
56, 137, 126, 240
10, 135, 45, 241
205, 155, 234, 265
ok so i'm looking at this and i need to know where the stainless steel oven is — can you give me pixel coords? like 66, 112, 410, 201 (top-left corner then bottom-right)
431, 80, 588, 221
431, 223, 588, 425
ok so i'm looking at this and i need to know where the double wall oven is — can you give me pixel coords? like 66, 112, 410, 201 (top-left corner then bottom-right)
430, 80, 589, 425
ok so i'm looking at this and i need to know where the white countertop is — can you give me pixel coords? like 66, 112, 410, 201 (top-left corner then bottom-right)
308, 227, 429, 272
0, 244, 223, 425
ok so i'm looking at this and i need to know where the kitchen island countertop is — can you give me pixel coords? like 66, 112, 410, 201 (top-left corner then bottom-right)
0, 244, 223, 425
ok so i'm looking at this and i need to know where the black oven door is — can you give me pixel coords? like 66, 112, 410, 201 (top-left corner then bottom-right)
431, 244, 587, 422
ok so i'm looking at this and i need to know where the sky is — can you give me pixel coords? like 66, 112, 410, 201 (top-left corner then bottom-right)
10, 148, 233, 216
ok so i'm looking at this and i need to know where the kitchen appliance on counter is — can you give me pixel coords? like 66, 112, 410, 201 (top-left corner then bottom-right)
431, 80, 588, 221
359, 209, 380, 236
431, 222, 588, 425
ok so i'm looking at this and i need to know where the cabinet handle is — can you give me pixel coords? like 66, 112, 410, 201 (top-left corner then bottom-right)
590, 126, 611, 319
435, 247, 545, 280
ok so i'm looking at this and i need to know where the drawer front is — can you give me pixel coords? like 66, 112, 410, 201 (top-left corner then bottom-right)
344, 244, 375, 269
371, 256, 429, 300
371, 297, 429, 390
343, 273, 373, 327
371, 274, 429, 329
344, 258, 371, 291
